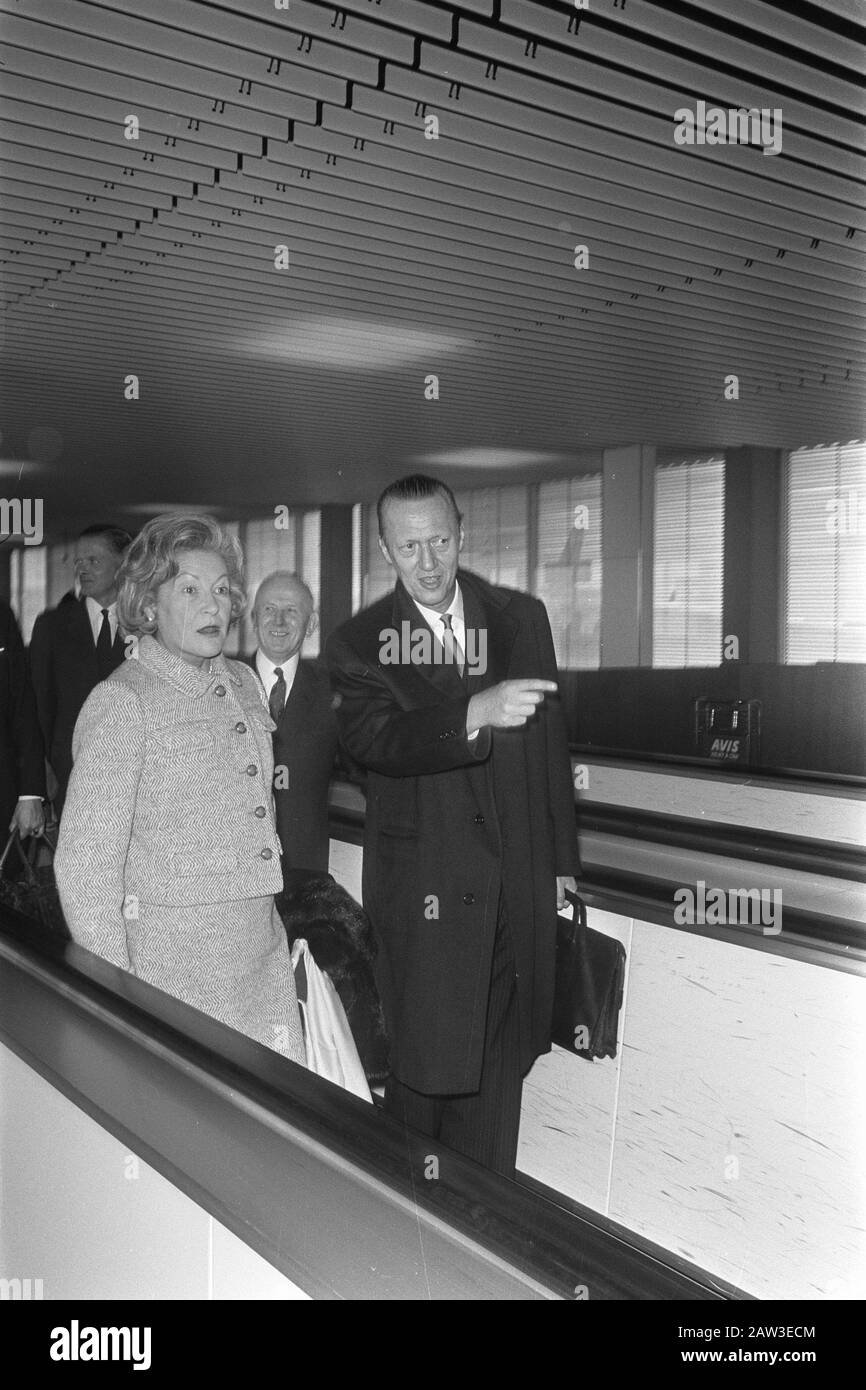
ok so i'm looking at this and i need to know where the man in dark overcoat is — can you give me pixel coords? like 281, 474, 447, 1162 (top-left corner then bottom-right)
29, 523, 130, 815
326, 475, 578, 1173
0, 597, 46, 842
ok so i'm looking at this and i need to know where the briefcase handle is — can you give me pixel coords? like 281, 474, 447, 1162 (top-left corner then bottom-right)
559, 885, 588, 938
0, 828, 55, 880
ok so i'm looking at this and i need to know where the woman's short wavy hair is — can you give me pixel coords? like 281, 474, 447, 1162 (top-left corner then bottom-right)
117, 513, 246, 638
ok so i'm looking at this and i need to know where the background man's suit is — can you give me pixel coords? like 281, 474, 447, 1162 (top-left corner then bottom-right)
247, 656, 339, 888
0, 599, 46, 834
326, 569, 578, 1168
29, 593, 125, 814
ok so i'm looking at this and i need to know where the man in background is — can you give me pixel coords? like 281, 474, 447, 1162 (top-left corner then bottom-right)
326, 474, 579, 1175
29, 523, 131, 816
249, 571, 338, 890
0, 597, 46, 845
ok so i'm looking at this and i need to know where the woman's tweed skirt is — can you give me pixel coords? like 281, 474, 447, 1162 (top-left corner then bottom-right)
129, 895, 305, 1062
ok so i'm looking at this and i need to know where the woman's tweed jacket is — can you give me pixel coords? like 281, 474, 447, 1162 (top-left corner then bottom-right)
55, 635, 304, 1063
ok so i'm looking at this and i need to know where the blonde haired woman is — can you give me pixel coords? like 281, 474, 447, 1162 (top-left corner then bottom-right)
55, 513, 305, 1064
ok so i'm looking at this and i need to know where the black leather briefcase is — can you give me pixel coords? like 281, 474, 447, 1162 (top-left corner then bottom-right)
551, 889, 626, 1061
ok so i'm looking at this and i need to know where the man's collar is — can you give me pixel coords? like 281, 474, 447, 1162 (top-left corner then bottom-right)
255, 648, 300, 683
410, 580, 464, 630
84, 595, 117, 616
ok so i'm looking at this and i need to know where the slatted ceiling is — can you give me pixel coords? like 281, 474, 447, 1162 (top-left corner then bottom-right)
402, 56, 866, 230
2, 255, 827, 373
167, 198, 861, 358
114, 0, 417, 67
681, 0, 866, 73
132, 197, 863, 346
5, 48, 305, 134
462, 22, 863, 167
509, 2, 866, 153
8, 0, 372, 89
0, 15, 334, 118
0, 101, 239, 172
12, 288, 854, 408
582, 0, 866, 112
0, 82, 264, 156
162, 175, 861, 322
459, 14, 859, 139
0, 124, 217, 190
510, 0, 866, 78
381, 69, 865, 243
304, 110, 866, 287
818, 0, 866, 22
321, 93, 864, 231
1, 1, 864, 525
0, 189, 145, 230
22, 268, 842, 391
310, 0, 452, 41
1, 144, 195, 202
0, 189, 156, 229
389, 81, 866, 200
293, 113, 865, 255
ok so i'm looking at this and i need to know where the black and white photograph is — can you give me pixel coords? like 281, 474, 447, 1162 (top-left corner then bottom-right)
0, 0, 863, 1337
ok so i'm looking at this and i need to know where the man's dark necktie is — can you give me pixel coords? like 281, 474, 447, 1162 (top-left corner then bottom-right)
95, 607, 114, 679
440, 613, 466, 677
269, 666, 286, 724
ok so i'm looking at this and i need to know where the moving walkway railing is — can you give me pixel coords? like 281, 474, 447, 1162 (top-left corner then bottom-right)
327, 789, 866, 972
0, 907, 745, 1301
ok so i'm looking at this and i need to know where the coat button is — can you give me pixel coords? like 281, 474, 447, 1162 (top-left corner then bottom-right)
246, 764, 258, 776
474, 813, 485, 825
254, 806, 267, 818
235, 722, 247, 733
214, 685, 226, 697
462, 892, 475, 905
260, 848, 273, 860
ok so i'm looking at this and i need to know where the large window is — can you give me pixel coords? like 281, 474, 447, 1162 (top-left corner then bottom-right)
783, 443, 866, 664
456, 486, 529, 591
8, 545, 47, 643
653, 457, 725, 668
535, 474, 603, 670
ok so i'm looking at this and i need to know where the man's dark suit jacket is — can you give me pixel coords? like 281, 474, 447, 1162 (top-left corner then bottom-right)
326, 569, 579, 1096
29, 594, 125, 811
0, 599, 46, 834
247, 656, 339, 887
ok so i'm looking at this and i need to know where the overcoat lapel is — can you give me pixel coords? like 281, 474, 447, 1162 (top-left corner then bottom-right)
389, 583, 465, 701
460, 573, 517, 691
384, 572, 519, 702
279, 661, 314, 733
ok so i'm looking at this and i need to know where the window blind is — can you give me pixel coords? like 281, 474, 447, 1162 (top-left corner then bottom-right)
784, 442, 866, 664
535, 474, 603, 670
653, 457, 725, 668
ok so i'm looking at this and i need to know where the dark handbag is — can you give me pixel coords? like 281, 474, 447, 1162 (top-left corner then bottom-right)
0, 827, 70, 940
551, 889, 626, 1061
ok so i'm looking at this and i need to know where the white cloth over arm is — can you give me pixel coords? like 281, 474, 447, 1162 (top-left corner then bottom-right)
290, 938, 372, 1102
